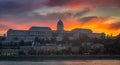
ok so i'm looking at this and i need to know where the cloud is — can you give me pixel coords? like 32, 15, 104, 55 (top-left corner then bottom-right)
47, 0, 120, 8
74, 8, 91, 17
46, 0, 93, 9
40, 8, 91, 20
0, 7, 91, 22
0, 0, 47, 15
47, 0, 69, 6
0, 1, 23, 14
0, 0, 119, 18
109, 22, 120, 30
0, 0, 120, 15
0, 0, 120, 36
79, 16, 98, 22
78, 16, 120, 24
97, 0, 120, 7
0, 24, 10, 30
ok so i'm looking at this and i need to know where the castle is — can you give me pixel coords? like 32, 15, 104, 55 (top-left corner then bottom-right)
7, 20, 105, 41
1, 20, 106, 56
7, 20, 65, 41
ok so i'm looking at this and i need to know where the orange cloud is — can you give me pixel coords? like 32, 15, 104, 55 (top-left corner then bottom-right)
63, 16, 120, 36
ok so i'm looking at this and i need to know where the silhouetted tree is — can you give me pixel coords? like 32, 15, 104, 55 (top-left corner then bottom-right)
28, 48, 36, 55
19, 51, 25, 55
34, 37, 39, 42
19, 40, 25, 46
0, 41, 2, 49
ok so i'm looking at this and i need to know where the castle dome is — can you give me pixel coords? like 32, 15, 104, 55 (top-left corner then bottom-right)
57, 20, 63, 26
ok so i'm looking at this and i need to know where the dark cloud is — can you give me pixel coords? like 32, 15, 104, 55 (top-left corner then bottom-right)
97, 0, 120, 7
47, 0, 120, 7
0, 0, 47, 15
47, 0, 69, 6
0, 8, 90, 22
0, 1, 23, 14
78, 16, 98, 22
74, 8, 91, 17
0, 0, 119, 15
0, 0, 120, 16
0, 0, 119, 22
2, 12, 71, 21
109, 22, 120, 30
46, 0, 95, 9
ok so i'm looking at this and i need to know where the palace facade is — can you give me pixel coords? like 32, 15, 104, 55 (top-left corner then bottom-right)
6, 20, 105, 41
7, 20, 64, 41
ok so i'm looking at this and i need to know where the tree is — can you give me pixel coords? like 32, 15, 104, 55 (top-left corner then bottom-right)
0, 41, 2, 49
34, 37, 39, 42
19, 51, 25, 55
50, 37, 56, 43
28, 48, 36, 55
112, 34, 120, 54
19, 40, 25, 46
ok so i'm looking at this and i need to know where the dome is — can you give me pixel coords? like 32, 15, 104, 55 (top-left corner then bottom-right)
57, 20, 63, 26
57, 19, 64, 32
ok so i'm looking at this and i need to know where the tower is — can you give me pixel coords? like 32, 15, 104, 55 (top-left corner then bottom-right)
57, 19, 64, 34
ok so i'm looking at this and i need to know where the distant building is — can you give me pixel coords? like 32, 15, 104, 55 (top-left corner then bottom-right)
28, 26, 52, 40
71, 28, 92, 34
7, 27, 52, 41
70, 28, 92, 39
56, 20, 65, 41
0, 36, 5, 41
69, 28, 105, 39
88, 33, 105, 39
7, 29, 28, 41
91, 43, 104, 49
57, 20, 64, 34
6, 20, 105, 41
1, 19, 108, 55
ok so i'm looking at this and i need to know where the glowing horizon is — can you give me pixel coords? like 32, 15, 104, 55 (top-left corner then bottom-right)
0, 19, 120, 36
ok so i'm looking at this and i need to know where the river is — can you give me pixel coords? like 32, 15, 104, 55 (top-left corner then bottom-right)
0, 60, 120, 65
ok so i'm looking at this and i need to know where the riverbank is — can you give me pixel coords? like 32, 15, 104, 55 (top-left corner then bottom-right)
0, 55, 120, 61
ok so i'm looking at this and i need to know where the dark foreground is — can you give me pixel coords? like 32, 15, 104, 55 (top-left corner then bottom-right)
0, 55, 120, 61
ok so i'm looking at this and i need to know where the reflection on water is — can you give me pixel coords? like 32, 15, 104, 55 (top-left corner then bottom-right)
0, 60, 120, 65
62, 60, 120, 65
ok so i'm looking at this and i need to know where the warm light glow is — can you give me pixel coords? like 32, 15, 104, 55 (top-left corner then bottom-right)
0, 18, 120, 36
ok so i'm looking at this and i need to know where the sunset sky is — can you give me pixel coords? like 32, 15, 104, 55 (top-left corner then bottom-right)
0, 0, 120, 36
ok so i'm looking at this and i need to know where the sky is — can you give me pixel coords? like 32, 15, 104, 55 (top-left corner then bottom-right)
0, 0, 120, 36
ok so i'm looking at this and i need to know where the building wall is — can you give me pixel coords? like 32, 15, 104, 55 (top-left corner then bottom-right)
7, 27, 52, 41
70, 28, 105, 39
70, 28, 92, 39
7, 29, 28, 40
88, 33, 105, 39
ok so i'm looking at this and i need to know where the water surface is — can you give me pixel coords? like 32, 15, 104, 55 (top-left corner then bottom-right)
0, 60, 120, 65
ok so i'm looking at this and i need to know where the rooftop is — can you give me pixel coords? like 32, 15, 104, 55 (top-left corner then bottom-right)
29, 26, 52, 31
